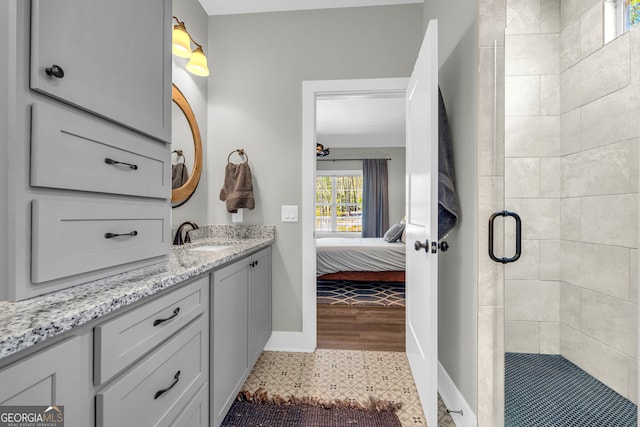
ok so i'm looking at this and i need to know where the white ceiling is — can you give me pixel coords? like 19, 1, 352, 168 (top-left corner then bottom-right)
199, 0, 421, 16
316, 94, 406, 148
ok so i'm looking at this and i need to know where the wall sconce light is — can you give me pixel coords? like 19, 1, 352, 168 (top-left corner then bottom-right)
172, 16, 210, 77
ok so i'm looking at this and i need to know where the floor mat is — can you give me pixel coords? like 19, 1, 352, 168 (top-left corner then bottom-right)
505, 352, 637, 427
317, 280, 405, 307
221, 400, 403, 427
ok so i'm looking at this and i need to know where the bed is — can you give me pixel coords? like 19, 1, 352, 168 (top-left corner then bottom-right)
316, 237, 405, 277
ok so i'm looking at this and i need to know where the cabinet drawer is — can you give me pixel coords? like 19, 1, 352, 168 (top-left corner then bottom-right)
94, 276, 209, 385
31, 199, 169, 283
96, 315, 208, 427
31, 103, 170, 199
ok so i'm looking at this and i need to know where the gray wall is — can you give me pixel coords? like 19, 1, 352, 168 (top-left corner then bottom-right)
0, 2, 8, 288
171, 0, 209, 226
207, 5, 423, 331
316, 147, 406, 226
424, 0, 479, 412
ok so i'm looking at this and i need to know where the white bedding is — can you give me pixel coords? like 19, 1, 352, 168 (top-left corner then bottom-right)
316, 237, 405, 276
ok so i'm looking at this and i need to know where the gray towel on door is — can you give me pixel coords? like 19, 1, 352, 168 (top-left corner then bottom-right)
219, 162, 255, 213
438, 87, 459, 239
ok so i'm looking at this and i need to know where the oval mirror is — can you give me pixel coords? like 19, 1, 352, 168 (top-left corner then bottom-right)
171, 83, 203, 207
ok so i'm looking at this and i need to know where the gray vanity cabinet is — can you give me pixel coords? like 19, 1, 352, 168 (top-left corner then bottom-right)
211, 247, 272, 427
0, 336, 90, 426
0, 0, 172, 301
29, 0, 171, 142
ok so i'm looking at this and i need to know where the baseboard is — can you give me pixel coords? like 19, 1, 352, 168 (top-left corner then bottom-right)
264, 331, 316, 353
438, 361, 477, 427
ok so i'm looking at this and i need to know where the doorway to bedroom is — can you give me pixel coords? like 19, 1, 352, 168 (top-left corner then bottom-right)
311, 81, 408, 352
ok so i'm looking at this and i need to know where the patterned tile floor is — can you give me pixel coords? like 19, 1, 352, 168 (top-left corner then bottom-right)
317, 280, 406, 307
241, 349, 456, 427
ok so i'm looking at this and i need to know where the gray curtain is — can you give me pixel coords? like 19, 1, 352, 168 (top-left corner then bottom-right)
362, 159, 389, 237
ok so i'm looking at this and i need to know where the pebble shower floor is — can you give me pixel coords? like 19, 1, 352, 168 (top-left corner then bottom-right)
505, 353, 637, 426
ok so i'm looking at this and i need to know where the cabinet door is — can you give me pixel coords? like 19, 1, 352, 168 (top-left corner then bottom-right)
248, 248, 272, 366
0, 337, 86, 425
30, 0, 171, 142
212, 260, 249, 427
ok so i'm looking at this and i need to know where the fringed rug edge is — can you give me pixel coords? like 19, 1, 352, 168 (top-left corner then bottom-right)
237, 388, 403, 413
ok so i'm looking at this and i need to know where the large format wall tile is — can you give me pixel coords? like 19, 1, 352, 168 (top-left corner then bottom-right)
478, 47, 505, 177
560, 108, 581, 155
539, 321, 560, 353
560, 0, 600, 30
505, 158, 541, 198
505, 239, 540, 280
560, 240, 630, 299
477, 306, 505, 427
560, 197, 581, 240
505, 116, 560, 157
581, 289, 637, 358
479, 177, 505, 307
560, 281, 581, 330
582, 34, 629, 110
505, 320, 540, 352
561, 141, 632, 197
541, 74, 560, 115
505, 75, 541, 116
579, 2, 603, 59
541, 157, 561, 197
506, 0, 541, 35
560, 19, 581, 71
479, 0, 507, 47
581, 84, 639, 151
539, 239, 561, 280
581, 194, 638, 248
541, 0, 561, 33
505, 280, 560, 321
506, 198, 560, 240
506, 34, 560, 76
560, 324, 630, 397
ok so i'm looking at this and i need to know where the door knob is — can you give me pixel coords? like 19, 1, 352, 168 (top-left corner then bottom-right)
439, 241, 449, 252
45, 64, 64, 79
414, 240, 429, 252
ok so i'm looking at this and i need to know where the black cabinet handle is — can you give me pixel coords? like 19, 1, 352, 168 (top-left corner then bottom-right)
153, 307, 180, 327
45, 64, 64, 78
488, 210, 521, 264
105, 231, 138, 239
105, 157, 138, 170
154, 370, 180, 399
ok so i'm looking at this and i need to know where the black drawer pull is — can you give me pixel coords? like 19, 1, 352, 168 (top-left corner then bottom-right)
104, 231, 138, 239
153, 307, 180, 327
154, 370, 180, 400
104, 157, 138, 170
45, 64, 64, 78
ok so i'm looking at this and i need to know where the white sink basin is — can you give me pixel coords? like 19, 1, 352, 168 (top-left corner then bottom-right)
189, 245, 232, 252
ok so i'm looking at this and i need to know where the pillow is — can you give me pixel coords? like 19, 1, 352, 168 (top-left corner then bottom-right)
383, 223, 405, 242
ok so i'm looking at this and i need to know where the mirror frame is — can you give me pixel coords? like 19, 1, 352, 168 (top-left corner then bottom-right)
171, 83, 203, 207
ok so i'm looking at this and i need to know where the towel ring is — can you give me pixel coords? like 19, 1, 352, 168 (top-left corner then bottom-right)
227, 149, 248, 164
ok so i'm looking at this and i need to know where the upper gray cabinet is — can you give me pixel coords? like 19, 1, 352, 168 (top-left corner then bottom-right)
29, 0, 172, 143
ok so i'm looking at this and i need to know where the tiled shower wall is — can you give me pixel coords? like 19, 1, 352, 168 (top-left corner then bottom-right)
502, 0, 639, 404
558, 1, 639, 403
504, 0, 562, 355
478, 0, 640, 424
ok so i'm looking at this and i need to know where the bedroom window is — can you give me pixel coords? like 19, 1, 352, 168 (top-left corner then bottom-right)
315, 171, 363, 236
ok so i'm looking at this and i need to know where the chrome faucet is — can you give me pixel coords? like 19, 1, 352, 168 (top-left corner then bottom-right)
173, 221, 199, 245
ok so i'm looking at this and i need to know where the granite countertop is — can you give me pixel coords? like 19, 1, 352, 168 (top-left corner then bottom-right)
0, 225, 275, 361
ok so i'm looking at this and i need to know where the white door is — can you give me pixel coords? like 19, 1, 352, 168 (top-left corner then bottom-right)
405, 19, 439, 427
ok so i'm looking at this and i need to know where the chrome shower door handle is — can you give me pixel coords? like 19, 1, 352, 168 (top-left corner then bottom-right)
488, 210, 521, 264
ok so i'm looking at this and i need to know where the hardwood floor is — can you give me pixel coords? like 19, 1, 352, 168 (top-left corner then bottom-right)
316, 304, 405, 352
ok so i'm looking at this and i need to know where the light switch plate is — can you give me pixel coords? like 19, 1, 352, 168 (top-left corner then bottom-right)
281, 205, 298, 222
